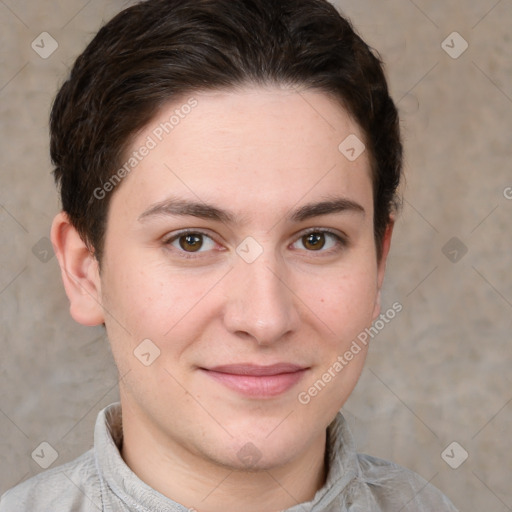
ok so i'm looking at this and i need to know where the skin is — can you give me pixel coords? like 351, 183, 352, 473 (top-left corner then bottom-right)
51, 86, 393, 512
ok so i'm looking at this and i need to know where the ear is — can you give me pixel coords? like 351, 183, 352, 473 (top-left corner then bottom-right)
50, 211, 105, 326
372, 219, 394, 321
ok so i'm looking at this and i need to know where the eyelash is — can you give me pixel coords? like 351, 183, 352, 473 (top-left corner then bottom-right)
163, 228, 348, 260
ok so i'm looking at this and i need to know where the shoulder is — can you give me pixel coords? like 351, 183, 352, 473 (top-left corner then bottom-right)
0, 449, 101, 512
356, 453, 459, 511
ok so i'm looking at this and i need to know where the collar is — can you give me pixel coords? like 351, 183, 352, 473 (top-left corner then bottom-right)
94, 402, 361, 511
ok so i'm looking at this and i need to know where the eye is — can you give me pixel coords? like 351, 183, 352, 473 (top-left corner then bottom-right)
165, 231, 217, 254
163, 228, 346, 259
291, 229, 346, 253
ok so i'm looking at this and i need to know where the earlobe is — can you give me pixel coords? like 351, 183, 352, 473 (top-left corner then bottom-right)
50, 212, 105, 326
372, 219, 394, 321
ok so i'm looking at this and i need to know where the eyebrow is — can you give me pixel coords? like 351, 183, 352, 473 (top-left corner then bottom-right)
137, 195, 365, 225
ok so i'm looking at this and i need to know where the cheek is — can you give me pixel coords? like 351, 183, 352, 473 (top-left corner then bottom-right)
101, 256, 222, 354
295, 267, 376, 414
311, 265, 378, 342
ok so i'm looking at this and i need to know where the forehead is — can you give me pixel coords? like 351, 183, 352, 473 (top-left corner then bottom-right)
110, 86, 373, 220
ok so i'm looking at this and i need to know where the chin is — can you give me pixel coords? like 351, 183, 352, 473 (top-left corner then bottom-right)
206, 436, 303, 472
205, 418, 317, 470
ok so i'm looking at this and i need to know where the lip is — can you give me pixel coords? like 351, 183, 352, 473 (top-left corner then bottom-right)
200, 363, 308, 398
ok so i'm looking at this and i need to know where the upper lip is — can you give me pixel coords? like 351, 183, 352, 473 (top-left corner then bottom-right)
203, 363, 307, 376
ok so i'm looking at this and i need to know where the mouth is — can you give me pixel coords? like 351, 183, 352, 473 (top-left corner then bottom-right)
199, 363, 309, 398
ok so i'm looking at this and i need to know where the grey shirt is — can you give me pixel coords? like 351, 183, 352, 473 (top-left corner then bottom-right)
0, 402, 458, 511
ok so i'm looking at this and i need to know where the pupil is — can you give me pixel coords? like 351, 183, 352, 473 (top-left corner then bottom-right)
180, 234, 202, 252
305, 232, 325, 250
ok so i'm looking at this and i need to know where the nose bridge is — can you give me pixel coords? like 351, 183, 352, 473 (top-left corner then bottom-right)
223, 242, 298, 344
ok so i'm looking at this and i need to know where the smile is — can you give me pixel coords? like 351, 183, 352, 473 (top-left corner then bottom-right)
200, 363, 309, 398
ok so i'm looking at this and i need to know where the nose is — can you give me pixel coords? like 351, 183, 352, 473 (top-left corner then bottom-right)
222, 247, 300, 346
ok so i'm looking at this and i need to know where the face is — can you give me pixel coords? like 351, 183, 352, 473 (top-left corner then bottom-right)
84, 87, 390, 470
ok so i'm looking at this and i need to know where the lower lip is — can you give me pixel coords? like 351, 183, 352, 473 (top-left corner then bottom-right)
201, 369, 307, 398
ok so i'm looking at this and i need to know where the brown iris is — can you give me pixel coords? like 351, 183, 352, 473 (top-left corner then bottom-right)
179, 233, 203, 252
302, 232, 326, 251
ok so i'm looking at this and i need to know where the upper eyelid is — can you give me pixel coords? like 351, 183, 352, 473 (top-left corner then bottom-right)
163, 228, 218, 244
298, 226, 347, 239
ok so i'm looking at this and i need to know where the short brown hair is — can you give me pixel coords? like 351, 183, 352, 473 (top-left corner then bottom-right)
50, 0, 402, 262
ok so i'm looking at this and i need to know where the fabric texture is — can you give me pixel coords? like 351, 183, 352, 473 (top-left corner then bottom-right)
0, 402, 458, 511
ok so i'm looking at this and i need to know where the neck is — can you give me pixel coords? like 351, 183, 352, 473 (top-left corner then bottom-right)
119, 400, 327, 512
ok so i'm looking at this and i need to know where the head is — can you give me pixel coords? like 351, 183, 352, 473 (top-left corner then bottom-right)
51, 0, 402, 474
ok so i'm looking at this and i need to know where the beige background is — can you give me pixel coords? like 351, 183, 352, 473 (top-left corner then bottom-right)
1, 0, 511, 509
